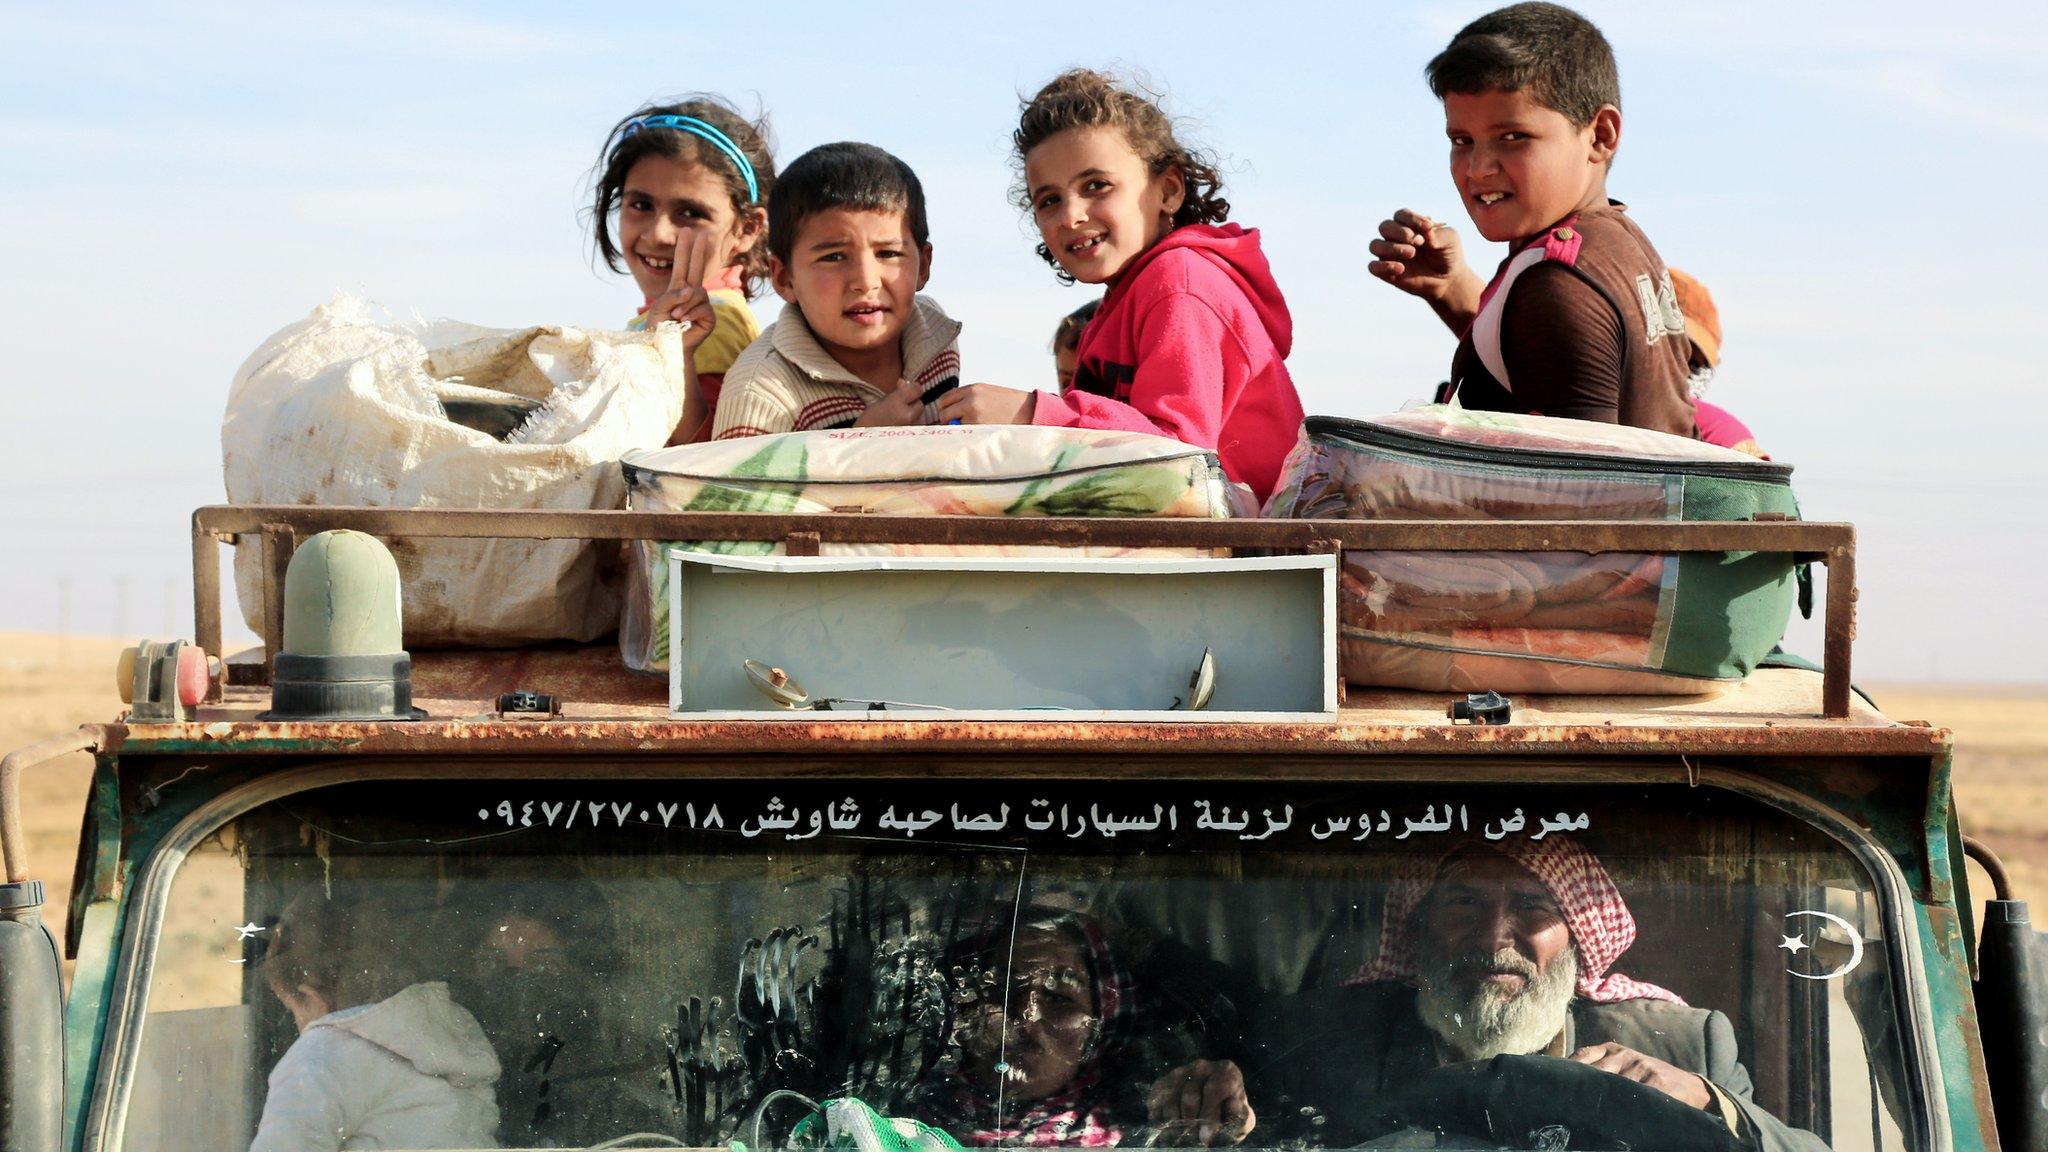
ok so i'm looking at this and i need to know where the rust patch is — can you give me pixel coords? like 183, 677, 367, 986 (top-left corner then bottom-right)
1927, 904, 1961, 963
101, 713, 1952, 761
1955, 1003, 2000, 1149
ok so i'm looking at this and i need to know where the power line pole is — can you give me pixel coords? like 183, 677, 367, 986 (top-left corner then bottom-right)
58, 575, 72, 665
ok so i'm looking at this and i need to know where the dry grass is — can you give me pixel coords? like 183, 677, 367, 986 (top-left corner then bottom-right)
1, 632, 128, 949
1864, 684, 2048, 903
4, 631, 2044, 954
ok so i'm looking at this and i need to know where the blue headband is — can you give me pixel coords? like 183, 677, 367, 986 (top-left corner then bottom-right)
619, 114, 760, 204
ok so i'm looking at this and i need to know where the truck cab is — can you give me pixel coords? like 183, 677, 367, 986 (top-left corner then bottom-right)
0, 505, 2014, 1152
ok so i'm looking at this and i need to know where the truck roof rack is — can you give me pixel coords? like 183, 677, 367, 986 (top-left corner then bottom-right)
190, 505, 1860, 718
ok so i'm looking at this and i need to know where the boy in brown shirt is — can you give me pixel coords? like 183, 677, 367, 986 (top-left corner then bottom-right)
1368, 2, 1696, 437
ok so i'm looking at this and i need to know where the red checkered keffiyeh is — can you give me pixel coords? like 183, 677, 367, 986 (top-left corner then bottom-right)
1348, 834, 1684, 1005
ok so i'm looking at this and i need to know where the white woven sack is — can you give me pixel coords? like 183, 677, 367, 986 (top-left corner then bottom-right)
222, 293, 688, 645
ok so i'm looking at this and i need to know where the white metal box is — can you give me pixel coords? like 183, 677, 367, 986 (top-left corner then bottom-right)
665, 550, 1337, 720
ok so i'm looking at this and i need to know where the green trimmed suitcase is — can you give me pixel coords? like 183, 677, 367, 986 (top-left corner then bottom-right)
1263, 406, 1801, 694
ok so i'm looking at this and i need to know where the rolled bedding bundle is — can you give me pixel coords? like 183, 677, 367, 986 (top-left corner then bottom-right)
618, 425, 1251, 673
1266, 406, 1802, 695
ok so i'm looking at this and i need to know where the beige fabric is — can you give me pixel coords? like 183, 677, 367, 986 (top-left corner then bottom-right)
710, 294, 962, 438
1704, 1078, 1749, 1137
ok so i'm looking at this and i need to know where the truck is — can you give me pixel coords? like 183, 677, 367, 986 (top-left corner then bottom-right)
1, 502, 2040, 1152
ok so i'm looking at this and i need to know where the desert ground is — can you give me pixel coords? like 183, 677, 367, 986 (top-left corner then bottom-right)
5, 629, 2043, 952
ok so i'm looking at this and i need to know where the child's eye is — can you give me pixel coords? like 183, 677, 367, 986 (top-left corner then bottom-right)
1448, 135, 1473, 148
877, 248, 903, 260
1084, 179, 1111, 194
1035, 194, 1060, 212
1501, 132, 1529, 142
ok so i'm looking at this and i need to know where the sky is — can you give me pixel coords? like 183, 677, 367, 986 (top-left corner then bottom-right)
2, 0, 2044, 683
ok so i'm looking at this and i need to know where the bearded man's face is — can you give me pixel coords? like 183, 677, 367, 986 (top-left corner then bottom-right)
1412, 854, 1578, 1060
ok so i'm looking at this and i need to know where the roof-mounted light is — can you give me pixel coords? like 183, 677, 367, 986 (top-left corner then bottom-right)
264, 530, 422, 721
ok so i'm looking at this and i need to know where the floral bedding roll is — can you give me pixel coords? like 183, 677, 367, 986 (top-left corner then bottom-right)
618, 425, 1248, 673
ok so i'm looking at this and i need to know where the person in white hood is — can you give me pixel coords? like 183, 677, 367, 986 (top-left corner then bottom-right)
251, 892, 503, 1151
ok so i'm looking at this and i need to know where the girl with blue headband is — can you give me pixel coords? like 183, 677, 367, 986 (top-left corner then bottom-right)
591, 96, 777, 443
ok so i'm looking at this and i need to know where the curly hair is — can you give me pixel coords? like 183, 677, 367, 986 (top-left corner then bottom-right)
1012, 69, 1229, 283
589, 95, 777, 297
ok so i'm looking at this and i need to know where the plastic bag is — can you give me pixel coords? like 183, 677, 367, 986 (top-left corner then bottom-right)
222, 293, 689, 645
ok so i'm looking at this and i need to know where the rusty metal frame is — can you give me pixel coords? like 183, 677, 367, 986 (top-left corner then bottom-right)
190, 505, 1860, 717
0, 727, 103, 883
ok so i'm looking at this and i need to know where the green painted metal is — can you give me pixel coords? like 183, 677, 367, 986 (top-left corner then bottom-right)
1934, 752, 1978, 977
59, 754, 127, 1150
126, 769, 242, 865
1919, 750, 1998, 1152
103, 734, 367, 758
1919, 902, 1996, 1152
1766, 745, 2004, 1150
61, 898, 123, 1152
64, 759, 120, 958
280, 529, 404, 656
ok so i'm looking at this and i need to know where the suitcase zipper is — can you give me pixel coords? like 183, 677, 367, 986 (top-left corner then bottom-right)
1303, 416, 1794, 484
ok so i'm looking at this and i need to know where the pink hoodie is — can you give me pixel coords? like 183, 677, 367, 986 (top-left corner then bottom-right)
1030, 223, 1306, 502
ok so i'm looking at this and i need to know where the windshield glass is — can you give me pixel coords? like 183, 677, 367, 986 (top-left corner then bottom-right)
121, 775, 1916, 1152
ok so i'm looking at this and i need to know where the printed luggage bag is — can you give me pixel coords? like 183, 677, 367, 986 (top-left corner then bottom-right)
619, 425, 1249, 673
1262, 406, 1801, 694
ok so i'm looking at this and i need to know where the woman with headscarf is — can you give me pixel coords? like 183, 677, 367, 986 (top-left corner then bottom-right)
911, 909, 1139, 1147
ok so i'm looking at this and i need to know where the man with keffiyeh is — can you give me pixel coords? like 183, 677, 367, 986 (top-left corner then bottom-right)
1150, 836, 1828, 1151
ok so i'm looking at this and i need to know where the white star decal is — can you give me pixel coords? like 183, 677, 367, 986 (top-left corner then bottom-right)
1779, 933, 1809, 955
234, 922, 267, 940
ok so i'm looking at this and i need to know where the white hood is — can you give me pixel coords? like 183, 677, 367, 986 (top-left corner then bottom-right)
313, 981, 502, 1089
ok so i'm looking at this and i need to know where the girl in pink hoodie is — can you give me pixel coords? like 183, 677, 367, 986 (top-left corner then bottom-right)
936, 69, 1306, 503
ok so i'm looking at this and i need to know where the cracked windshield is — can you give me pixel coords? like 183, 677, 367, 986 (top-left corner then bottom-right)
127, 778, 1914, 1151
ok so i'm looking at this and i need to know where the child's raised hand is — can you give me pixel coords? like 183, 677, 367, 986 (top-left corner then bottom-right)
647, 229, 722, 354
1367, 209, 1466, 300
853, 378, 930, 428
935, 384, 1035, 426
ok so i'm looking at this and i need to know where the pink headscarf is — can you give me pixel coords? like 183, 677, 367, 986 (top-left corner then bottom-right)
1348, 834, 1684, 1005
